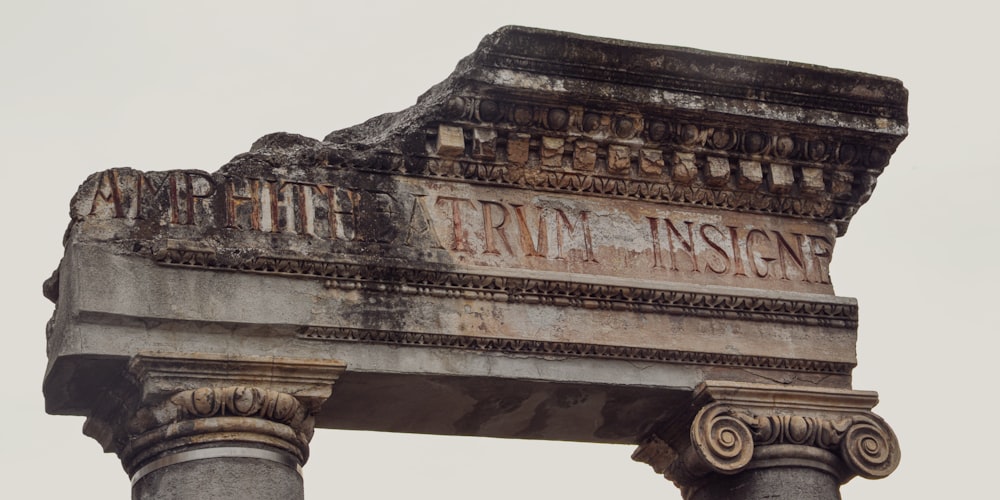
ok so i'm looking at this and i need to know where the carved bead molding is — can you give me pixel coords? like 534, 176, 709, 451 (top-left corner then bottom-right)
632, 381, 899, 490
300, 326, 853, 376
82, 353, 346, 477
153, 246, 859, 330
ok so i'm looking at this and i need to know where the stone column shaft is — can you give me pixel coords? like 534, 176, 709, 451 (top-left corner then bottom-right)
130, 449, 304, 500
685, 465, 841, 500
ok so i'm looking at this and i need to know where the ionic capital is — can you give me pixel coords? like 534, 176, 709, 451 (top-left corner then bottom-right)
632, 381, 899, 492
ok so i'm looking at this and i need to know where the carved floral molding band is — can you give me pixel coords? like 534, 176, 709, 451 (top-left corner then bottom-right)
129, 386, 311, 434
153, 247, 858, 330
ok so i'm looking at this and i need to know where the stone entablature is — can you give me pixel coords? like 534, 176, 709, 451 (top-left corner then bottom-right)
43, 26, 906, 499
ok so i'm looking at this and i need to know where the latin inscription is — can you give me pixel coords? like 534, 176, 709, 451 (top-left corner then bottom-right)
83, 169, 836, 290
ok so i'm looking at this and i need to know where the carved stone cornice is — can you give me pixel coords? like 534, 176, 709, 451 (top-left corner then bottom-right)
632, 381, 899, 492
414, 95, 895, 234
313, 25, 906, 236
463, 27, 907, 125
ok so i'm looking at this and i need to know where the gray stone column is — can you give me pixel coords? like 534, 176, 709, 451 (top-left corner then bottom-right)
632, 381, 900, 500
81, 353, 346, 500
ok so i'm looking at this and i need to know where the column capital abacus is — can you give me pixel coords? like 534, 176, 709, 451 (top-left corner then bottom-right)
632, 381, 900, 494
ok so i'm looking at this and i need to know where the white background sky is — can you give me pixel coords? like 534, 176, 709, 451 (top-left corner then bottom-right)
2, 1, 995, 498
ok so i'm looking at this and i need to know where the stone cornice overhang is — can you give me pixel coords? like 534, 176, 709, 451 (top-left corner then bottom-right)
464, 26, 907, 130
321, 26, 907, 236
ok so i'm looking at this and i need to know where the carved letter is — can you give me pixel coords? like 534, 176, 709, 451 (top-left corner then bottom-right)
264, 180, 287, 233
807, 234, 834, 285
554, 210, 596, 262
290, 182, 317, 236
774, 231, 807, 281
700, 223, 730, 274
479, 200, 514, 255
746, 229, 775, 278
582, 211, 596, 262
132, 173, 164, 220
168, 171, 215, 226
271, 181, 298, 234
88, 170, 125, 219
405, 195, 444, 248
512, 204, 548, 257
270, 181, 328, 237
186, 172, 215, 226
362, 190, 398, 243
436, 196, 475, 252
662, 219, 699, 272
225, 176, 262, 230
729, 226, 748, 277
649, 217, 664, 269
324, 187, 361, 240
168, 175, 182, 224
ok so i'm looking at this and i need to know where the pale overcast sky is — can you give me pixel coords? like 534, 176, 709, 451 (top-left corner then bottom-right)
3, 1, 996, 498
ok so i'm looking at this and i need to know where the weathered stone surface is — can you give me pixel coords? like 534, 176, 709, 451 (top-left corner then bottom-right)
43, 26, 906, 497
685, 467, 841, 500
133, 457, 303, 500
